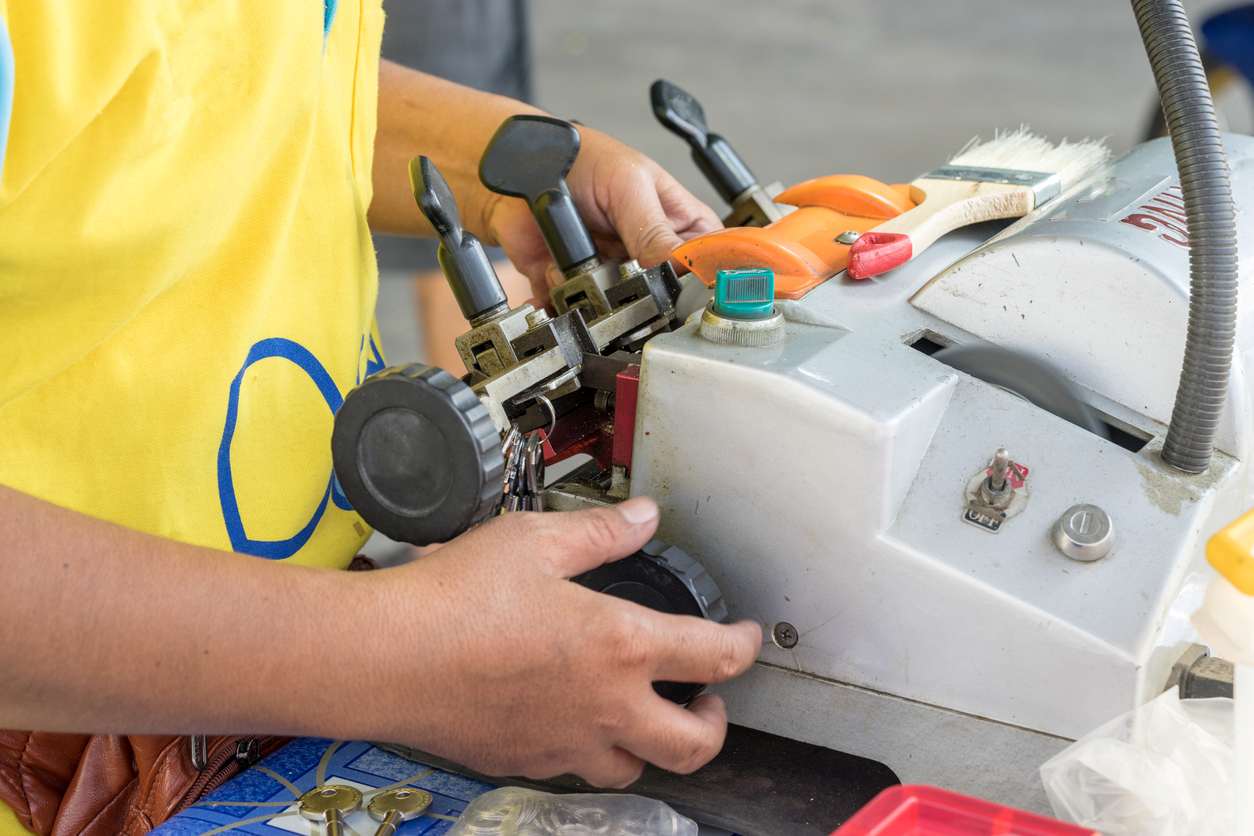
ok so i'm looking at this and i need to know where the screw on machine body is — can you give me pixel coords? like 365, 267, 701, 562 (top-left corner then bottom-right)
1053, 503, 1115, 562
772, 622, 799, 649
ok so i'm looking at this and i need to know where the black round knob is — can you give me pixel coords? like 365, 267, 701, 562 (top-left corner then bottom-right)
573, 540, 728, 704
332, 364, 504, 546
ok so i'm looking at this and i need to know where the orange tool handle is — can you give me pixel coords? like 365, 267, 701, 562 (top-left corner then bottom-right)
673, 174, 915, 299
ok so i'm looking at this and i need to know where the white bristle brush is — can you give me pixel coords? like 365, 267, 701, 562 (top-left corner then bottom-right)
847, 128, 1110, 279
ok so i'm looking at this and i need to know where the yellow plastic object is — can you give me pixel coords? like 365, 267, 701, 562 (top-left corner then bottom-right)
1208, 509, 1254, 595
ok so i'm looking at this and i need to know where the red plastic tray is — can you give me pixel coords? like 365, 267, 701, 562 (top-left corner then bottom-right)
832, 785, 1098, 835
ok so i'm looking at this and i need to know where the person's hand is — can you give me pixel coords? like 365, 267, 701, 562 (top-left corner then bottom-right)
483, 126, 722, 303
356, 497, 761, 788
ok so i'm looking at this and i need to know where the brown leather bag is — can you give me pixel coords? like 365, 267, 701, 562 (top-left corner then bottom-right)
0, 733, 282, 834
0, 560, 375, 833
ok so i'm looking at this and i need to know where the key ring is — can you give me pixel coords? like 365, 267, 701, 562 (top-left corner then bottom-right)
535, 394, 557, 438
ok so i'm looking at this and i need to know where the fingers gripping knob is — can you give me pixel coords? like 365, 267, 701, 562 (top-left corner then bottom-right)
479, 115, 598, 273
572, 540, 728, 705
410, 156, 509, 324
331, 364, 504, 546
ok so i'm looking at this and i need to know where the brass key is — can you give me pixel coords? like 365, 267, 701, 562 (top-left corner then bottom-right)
298, 784, 362, 836
368, 787, 433, 835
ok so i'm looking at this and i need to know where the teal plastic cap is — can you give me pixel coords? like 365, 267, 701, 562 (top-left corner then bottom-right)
713, 268, 775, 320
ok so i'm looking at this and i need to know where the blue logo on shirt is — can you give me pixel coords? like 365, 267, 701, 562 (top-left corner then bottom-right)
0, 15, 15, 179
217, 334, 383, 559
323, 0, 338, 36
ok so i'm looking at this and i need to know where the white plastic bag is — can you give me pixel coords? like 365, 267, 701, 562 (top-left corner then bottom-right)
1041, 687, 1234, 835
446, 786, 699, 836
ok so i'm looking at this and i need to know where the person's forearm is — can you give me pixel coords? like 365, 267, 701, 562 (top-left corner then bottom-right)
368, 60, 543, 239
0, 486, 375, 739
0, 485, 761, 785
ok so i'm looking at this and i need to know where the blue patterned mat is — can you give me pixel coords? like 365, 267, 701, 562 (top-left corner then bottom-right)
154, 738, 493, 835
155, 738, 735, 835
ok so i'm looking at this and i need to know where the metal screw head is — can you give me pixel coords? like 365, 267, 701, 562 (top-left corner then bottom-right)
368, 787, 433, 821
772, 622, 799, 649
298, 784, 363, 820
836, 230, 861, 245
1053, 504, 1114, 562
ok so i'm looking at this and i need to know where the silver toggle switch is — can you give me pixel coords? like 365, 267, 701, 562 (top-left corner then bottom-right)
962, 447, 1029, 533
979, 447, 1015, 508
1053, 504, 1114, 562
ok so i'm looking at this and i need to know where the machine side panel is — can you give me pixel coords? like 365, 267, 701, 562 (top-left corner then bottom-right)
634, 319, 1232, 738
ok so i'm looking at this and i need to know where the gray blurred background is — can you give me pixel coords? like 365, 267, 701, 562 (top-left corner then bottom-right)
529, 0, 1230, 198
373, 0, 1239, 363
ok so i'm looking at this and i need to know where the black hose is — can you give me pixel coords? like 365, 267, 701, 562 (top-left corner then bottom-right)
1131, 0, 1239, 473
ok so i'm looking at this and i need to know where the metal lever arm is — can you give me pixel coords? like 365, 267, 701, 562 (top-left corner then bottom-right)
410, 156, 509, 324
479, 115, 598, 274
650, 78, 757, 205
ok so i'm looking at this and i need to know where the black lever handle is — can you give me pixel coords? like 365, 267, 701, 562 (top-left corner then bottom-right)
650, 79, 758, 205
411, 156, 509, 324
479, 115, 598, 274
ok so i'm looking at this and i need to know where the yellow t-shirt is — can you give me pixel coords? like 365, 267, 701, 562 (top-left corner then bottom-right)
0, 0, 384, 564
0, 0, 384, 826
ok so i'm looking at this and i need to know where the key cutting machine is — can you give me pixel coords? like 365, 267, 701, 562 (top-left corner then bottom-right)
331, 1, 1250, 828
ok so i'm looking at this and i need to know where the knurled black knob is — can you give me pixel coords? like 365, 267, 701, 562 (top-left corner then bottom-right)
411, 156, 509, 324
651, 79, 757, 205
573, 539, 728, 704
332, 364, 504, 546
479, 115, 598, 273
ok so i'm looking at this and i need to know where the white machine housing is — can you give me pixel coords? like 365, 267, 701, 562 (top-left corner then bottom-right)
630, 136, 1254, 810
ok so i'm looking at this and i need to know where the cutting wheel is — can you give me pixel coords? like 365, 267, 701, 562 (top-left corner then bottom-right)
933, 344, 1107, 438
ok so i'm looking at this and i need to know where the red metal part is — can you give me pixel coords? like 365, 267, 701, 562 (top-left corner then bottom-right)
535, 429, 556, 460
541, 401, 613, 470
985, 462, 1030, 490
535, 364, 641, 473
612, 364, 641, 471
